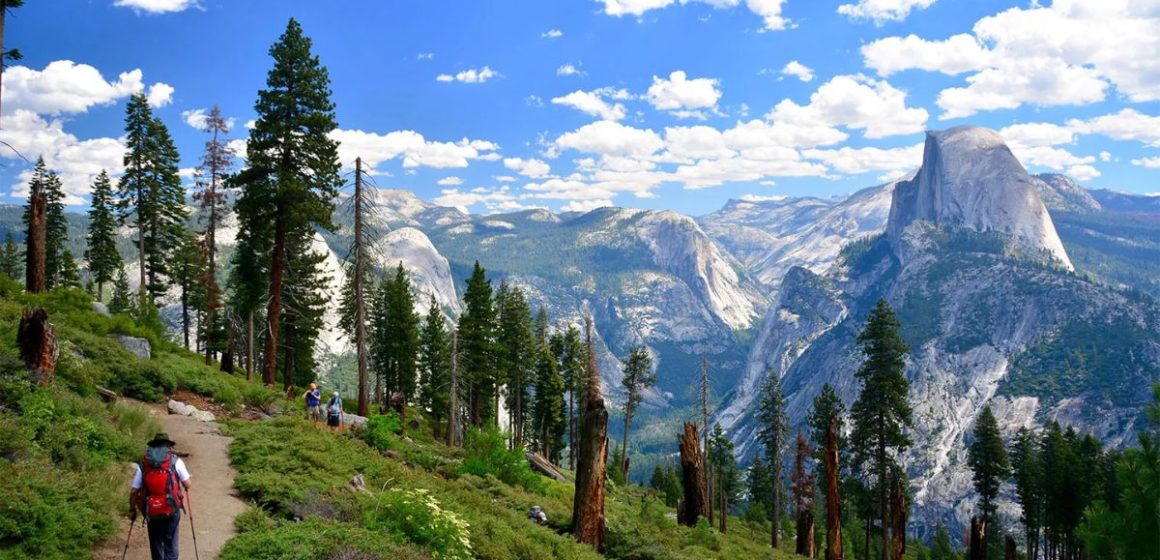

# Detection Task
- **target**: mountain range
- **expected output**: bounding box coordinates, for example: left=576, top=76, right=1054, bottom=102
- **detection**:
left=3, top=125, right=1158, bottom=537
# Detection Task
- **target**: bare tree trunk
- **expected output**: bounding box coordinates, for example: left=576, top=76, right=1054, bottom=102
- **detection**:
left=568, top=390, right=575, bottom=470
left=246, top=311, right=255, bottom=381
left=825, top=420, right=844, bottom=560
left=1005, top=536, right=1017, bottom=560
left=25, top=192, right=46, bottom=293
left=18, top=308, right=56, bottom=386
left=719, top=479, right=728, bottom=533
left=890, top=472, right=906, bottom=560
left=354, top=158, right=370, bottom=417
left=447, top=332, right=461, bottom=447
left=677, top=422, right=709, bottom=527
left=621, top=409, right=632, bottom=483
left=773, top=464, right=781, bottom=549
left=797, top=510, right=815, bottom=557
left=970, top=516, right=987, bottom=560
left=572, top=319, right=607, bottom=552
left=263, top=206, right=286, bottom=388
left=701, top=357, right=713, bottom=527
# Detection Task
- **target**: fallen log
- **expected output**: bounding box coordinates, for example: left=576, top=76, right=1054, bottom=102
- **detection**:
left=526, top=452, right=567, bottom=482
left=95, top=385, right=119, bottom=403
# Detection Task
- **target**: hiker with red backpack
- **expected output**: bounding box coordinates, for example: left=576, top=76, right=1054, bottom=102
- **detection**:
left=130, top=432, right=192, bottom=560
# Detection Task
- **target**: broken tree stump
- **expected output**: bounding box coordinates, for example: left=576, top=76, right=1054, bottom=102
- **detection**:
left=571, top=320, right=608, bottom=552
left=25, top=192, right=46, bottom=293
left=677, top=421, right=708, bottom=527
left=17, top=308, right=56, bottom=386
left=95, top=385, right=119, bottom=403
left=824, top=420, right=843, bottom=560
left=796, top=510, right=816, bottom=558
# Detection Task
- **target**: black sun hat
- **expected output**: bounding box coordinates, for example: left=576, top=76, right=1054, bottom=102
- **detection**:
left=147, top=432, right=177, bottom=447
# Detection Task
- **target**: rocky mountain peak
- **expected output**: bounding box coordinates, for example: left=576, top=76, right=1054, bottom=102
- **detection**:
left=887, top=126, right=1073, bottom=270
left=1033, top=173, right=1102, bottom=214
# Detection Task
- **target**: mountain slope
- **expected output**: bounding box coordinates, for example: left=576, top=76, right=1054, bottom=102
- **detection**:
left=723, top=126, right=1160, bottom=538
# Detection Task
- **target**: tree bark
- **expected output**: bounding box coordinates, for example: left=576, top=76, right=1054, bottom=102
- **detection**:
left=677, top=422, right=709, bottom=526
left=25, top=192, right=46, bottom=293
left=572, top=320, right=607, bottom=552
left=797, top=509, right=815, bottom=557
left=970, top=516, right=987, bottom=560
left=1005, top=536, right=1016, bottom=560
left=354, top=157, right=370, bottom=417
left=263, top=205, right=286, bottom=388
left=890, top=472, right=906, bottom=560
left=447, top=331, right=461, bottom=447
left=18, top=308, right=56, bottom=386
left=246, top=311, right=255, bottom=381
left=824, top=420, right=844, bottom=560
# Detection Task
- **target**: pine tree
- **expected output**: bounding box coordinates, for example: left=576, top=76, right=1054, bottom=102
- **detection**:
left=458, top=262, right=498, bottom=427
left=808, top=383, right=847, bottom=464
left=968, top=406, right=1009, bottom=526
left=418, top=293, right=451, bottom=438
left=1010, top=427, right=1043, bottom=560
left=532, top=340, right=566, bottom=464
left=790, top=432, right=816, bottom=556
left=192, top=104, right=234, bottom=365
left=232, top=18, right=340, bottom=387
left=496, top=283, right=535, bottom=445
left=0, top=231, right=21, bottom=279
left=22, top=158, right=67, bottom=289
left=757, top=372, right=788, bottom=548
left=85, top=170, right=121, bottom=300
left=709, top=422, right=740, bottom=533
left=57, top=250, right=82, bottom=289
left=849, top=299, right=911, bottom=560
left=109, top=268, right=132, bottom=314
left=370, top=263, right=420, bottom=410
left=551, top=324, right=587, bottom=469
left=279, top=241, right=330, bottom=388
left=619, top=345, right=655, bottom=482
left=172, top=231, right=208, bottom=350
left=746, top=456, right=774, bottom=522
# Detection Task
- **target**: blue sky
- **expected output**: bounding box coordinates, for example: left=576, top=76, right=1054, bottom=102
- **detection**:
left=1, top=0, right=1158, bottom=216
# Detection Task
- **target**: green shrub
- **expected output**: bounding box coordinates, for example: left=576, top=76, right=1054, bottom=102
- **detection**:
left=235, top=505, right=280, bottom=534
left=364, top=488, right=473, bottom=560
left=461, top=426, right=547, bottom=494
left=364, top=413, right=402, bottom=452
left=681, top=518, right=722, bottom=552
left=219, top=518, right=428, bottom=560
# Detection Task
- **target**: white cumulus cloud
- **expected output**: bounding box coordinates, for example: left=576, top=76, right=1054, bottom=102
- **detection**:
left=504, top=157, right=552, bottom=178
left=551, top=89, right=626, bottom=121
left=436, top=66, right=500, bottom=84
left=780, top=61, right=814, bottom=82
left=838, top=0, right=937, bottom=24
left=647, top=70, right=722, bottom=115
left=113, top=0, right=200, bottom=14
left=1, top=60, right=163, bottom=115
left=542, top=29, right=564, bottom=39
left=766, top=74, right=928, bottom=139
left=331, top=129, right=501, bottom=170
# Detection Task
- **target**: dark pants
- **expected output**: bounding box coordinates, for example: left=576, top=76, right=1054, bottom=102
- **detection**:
left=147, top=510, right=181, bottom=560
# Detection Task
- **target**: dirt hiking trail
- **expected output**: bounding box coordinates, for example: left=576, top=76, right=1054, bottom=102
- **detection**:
left=95, top=400, right=246, bottom=560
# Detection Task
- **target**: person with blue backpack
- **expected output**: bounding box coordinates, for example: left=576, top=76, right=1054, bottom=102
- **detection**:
left=130, top=432, right=192, bottom=560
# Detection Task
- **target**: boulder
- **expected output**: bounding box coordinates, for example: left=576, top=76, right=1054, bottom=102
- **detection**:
left=191, top=410, right=216, bottom=423
left=342, top=413, right=368, bottom=428
left=168, top=399, right=195, bottom=416
left=113, top=335, right=151, bottom=359
left=92, top=302, right=111, bottom=317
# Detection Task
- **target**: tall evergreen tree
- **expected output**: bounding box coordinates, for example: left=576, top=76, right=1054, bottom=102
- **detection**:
left=172, top=231, right=208, bottom=350
left=746, top=456, right=774, bottom=522
left=458, top=262, right=498, bottom=427
left=709, top=422, right=741, bottom=533
left=116, top=93, right=187, bottom=302
left=532, top=339, right=566, bottom=464
left=849, top=299, right=912, bottom=560
left=232, top=18, right=341, bottom=387
left=0, top=231, right=21, bottom=279
left=278, top=239, right=329, bottom=387
left=808, top=383, right=847, bottom=464
left=619, top=345, right=655, bottom=482
left=790, top=432, right=816, bottom=556
left=929, top=523, right=954, bottom=560
left=192, top=104, right=235, bottom=364
left=496, top=283, right=535, bottom=445
left=967, top=406, right=1009, bottom=525
left=1010, top=427, right=1043, bottom=560
left=551, top=324, right=587, bottom=469
left=371, top=263, right=420, bottom=408
left=418, top=293, right=451, bottom=438
left=22, top=158, right=67, bottom=289
left=757, top=372, right=788, bottom=548
left=85, top=170, right=121, bottom=300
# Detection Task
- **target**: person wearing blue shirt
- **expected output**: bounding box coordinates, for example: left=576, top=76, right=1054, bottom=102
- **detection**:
left=303, top=382, right=322, bottom=421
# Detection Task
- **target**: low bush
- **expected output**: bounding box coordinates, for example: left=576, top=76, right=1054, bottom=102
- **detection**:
left=219, top=518, right=429, bottom=560
left=364, top=488, right=473, bottom=560
left=461, top=426, right=547, bottom=494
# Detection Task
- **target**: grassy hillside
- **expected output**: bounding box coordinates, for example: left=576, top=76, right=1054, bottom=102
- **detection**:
left=0, top=279, right=279, bottom=560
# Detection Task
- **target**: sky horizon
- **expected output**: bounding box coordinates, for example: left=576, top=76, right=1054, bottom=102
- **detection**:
left=1, top=0, right=1158, bottom=217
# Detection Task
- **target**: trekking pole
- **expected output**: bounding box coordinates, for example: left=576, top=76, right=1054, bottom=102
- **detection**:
left=120, top=516, right=136, bottom=560
left=185, top=490, right=202, bottom=560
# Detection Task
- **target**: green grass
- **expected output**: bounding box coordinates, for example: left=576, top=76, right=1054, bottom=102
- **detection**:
left=0, top=283, right=279, bottom=559
left=224, top=413, right=808, bottom=560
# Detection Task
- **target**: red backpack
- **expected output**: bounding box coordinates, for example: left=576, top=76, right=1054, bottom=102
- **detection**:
left=141, top=447, right=184, bottom=519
